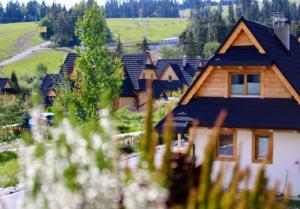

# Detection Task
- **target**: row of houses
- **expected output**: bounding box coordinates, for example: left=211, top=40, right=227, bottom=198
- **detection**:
left=40, top=52, right=207, bottom=110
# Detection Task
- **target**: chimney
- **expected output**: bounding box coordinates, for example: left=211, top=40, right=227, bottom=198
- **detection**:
left=273, top=13, right=291, bottom=50
left=182, top=55, right=188, bottom=68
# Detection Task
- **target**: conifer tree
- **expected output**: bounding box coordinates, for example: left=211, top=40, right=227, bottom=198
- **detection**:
left=140, top=37, right=150, bottom=53
left=228, top=1, right=235, bottom=25
left=10, top=71, right=20, bottom=94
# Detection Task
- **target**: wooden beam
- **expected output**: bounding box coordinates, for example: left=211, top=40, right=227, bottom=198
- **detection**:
left=219, top=22, right=266, bottom=54
left=181, top=66, right=214, bottom=105
left=271, top=64, right=300, bottom=105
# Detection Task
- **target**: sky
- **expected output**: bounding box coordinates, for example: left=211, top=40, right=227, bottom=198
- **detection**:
left=1, top=0, right=106, bottom=8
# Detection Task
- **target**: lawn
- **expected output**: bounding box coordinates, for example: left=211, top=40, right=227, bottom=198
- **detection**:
left=0, top=49, right=67, bottom=87
left=107, top=18, right=188, bottom=44
left=0, top=22, right=44, bottom=62
left=0, top=151, right=19, bottom=188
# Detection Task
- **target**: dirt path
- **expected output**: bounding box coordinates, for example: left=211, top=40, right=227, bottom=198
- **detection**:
left=14, top=32, right=35, bottom=53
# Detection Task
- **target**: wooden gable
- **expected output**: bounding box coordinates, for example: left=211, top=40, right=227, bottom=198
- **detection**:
left=4, top=80, right=12, bottom=89
left=69, top=67, right=77, bottom=80
left=47, top=89, right=57, bottom=97
left=218, top=21, right=266, bottom=54
left=181, top=64, right=300, bottom=105
left=160, top=64, right=179, bottom=81
left=139, top=68, right=158, bottom=80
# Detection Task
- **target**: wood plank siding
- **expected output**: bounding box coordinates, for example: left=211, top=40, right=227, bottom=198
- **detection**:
left=194, top=66, right=291, bottom=98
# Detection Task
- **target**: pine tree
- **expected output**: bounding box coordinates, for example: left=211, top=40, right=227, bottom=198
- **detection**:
left=116, top=36, right=123, bottom=56
left=10, top=71, right=20, bottom=94
left=228, top=1, right=235, bottom=25
left=140, top=37, right=150, bottom=53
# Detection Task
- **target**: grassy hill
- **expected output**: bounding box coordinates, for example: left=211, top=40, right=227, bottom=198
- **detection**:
left=0, top=22, right=44, bottom=62
left=0, top=49, right=67, bottom=88
left=107, top=18, right=188, bottom=44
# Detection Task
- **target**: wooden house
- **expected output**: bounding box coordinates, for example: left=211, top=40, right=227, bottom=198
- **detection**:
left=0, top=77, right=16, bottom=100
left=116, top=53, right=205, bottom=111
left=40, top=53, right=77, bottom=106
left=156, top=17, right=300, bottom=196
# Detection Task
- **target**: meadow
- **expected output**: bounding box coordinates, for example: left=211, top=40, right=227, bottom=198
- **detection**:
left=0, top=49, right=67, bottom=87
left=0, top=22, right=43, bottom=62
left=106, top=18, right=188, bottom=44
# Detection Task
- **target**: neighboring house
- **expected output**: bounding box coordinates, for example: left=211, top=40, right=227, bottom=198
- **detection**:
left=179, top=9, right=194, bottom=19
left=116, top=53, right=205, bottom=111
left=0, top=77, right=16, bottom=100
left=40, top=53, right=77, bottom=107
left=156, top=17, right=300, bottom=196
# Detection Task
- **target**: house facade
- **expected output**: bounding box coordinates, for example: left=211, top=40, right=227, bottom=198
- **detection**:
left=116, top=53, right=205, bottom=111
left=0, top=77, right=16, bottom=100
left=40, top=53, right=77, bottom=107
left=156, top=17, right=300, bottom=196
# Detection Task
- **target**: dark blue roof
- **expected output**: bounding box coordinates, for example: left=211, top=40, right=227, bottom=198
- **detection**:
left=156, top=97, right=300, bottom=133
left=59, top=53, right=78, bottom=76
left=122, top=53, right=151, bottom=90
left=0, top=78, right=9, bottom=91
left=156, top=58, right=201, bottom=85
left=210, top=46, right=273, bottom=66
left=40, top=52, right=77, bottom=106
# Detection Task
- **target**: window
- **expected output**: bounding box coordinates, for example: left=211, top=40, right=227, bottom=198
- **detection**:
left=252, top=132, right=273, bottom=163
left=168, top=75, right=172, bottom=82
left=216, top=130, right=236, bottom=161
left=230, top=74, right=260, bottom=96
left=151, top=74, right=153, bottom=79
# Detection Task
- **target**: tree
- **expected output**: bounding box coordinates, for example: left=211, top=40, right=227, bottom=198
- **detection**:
left=228, top=1, right=235, bottom=25
left=159, top=46, right=183, bottom=59
left=75, top=2, right=123, bottom=120
left=140, top=37, right=150, bottom=53
left=35, top=64, right=48, bottom=88
left=203, top=41, right=220, bottom=59
left=116, top=36, right=123, bottom=56
left=10, top=71, right=20, bottom=94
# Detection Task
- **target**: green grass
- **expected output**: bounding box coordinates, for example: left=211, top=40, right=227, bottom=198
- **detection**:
left=0, top=22, right=44, bottom=62
left=0, top=49, right=67, bottom=88
left=0, top=152, right=19, bottom=188
left=289, top=200, right=300, bottom=207
left=107, top=18, right=188, bottom=44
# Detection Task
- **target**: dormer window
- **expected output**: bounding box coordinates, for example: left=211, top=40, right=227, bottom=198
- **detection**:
left=168, top=75, right=172, bottom=82
left=230, top=73, right=260, bottom=96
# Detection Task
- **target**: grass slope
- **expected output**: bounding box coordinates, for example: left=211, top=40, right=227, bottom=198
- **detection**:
left=107, top=18, right=188, bottom=44
left=0, top=49, right=67, bottom=87
left=0, top=22, right=43, bottom=62
left=0, top=152, right=18, bottom=188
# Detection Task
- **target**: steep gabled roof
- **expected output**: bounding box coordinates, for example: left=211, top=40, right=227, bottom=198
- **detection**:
left=0, top=78, right=9, bottom=91
left=40, top=52, right=78, bottom=106
left=156, top=58, right=201, bottom=85
left=122, top=53, right=151, bottom=90
left=180, top=17, right=300, bottom=105
left=59, top=53, right=78, bottom=76
left=156, top=97, right=300, bottom=133
left=156, top=17, right=300, bottom=133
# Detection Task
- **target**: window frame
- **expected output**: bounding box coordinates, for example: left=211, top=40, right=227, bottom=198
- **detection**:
left=168, top=75, right=172, bottom=82
left=215, top=129, right=237, bottom=161
left=229, top=72, right=261, bottom=97
left=252, top=131, right=273, bottom=164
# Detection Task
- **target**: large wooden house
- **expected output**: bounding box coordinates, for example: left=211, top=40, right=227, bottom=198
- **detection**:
left=40, top=53, right=77, bottom=106
left=156, top=17, right=300, bottom=196
left=116, top=53, right=205, bottom=111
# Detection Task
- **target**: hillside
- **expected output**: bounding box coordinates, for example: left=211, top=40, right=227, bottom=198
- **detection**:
left=106, top=18, right=188, bottom=44
left=0, top=22, right=43, bottom=62
left=0, top=49, right=67, bottom=88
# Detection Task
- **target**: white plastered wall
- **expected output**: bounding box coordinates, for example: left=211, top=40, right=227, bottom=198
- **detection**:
left=192, top=128, right=300, bottom=196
